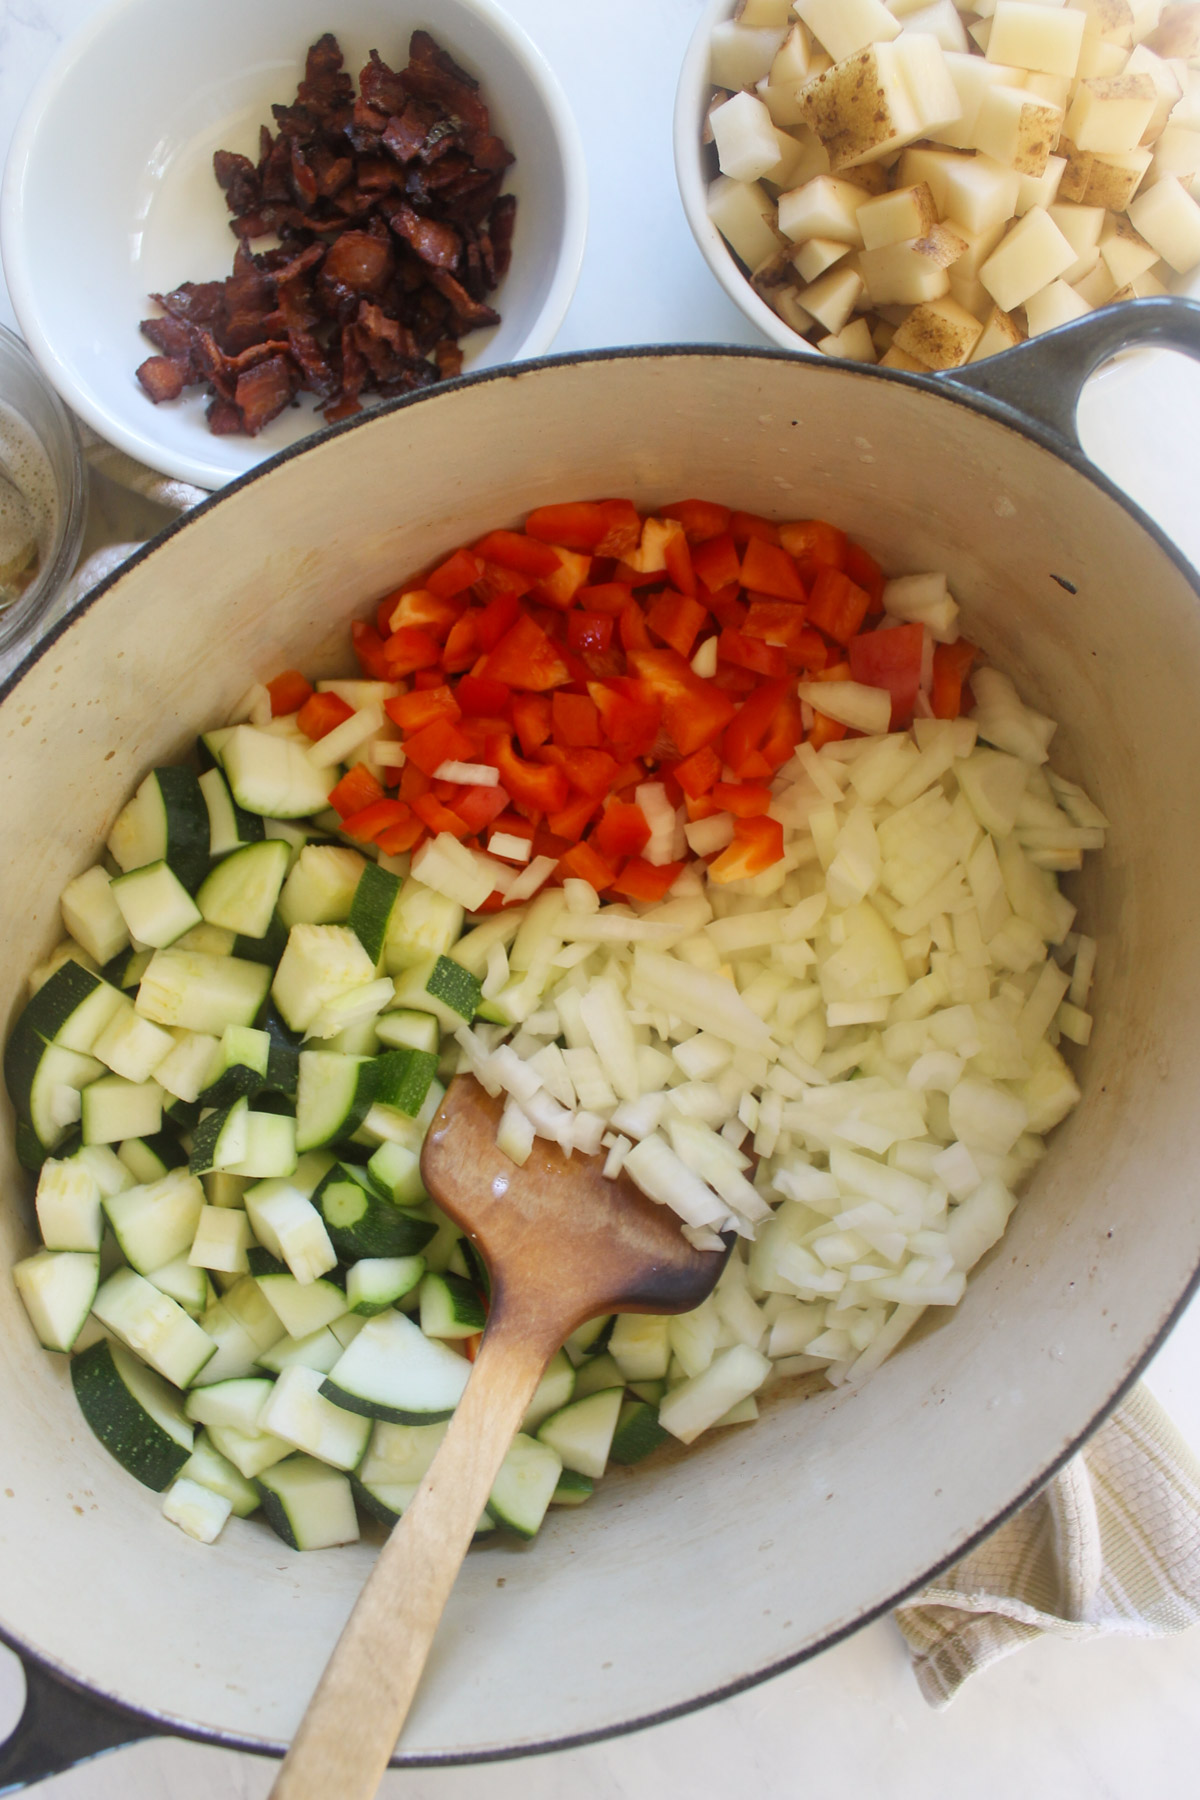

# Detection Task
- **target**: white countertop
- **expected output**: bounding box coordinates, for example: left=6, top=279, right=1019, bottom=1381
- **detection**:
left=3, top=1, right=1200, bottom=1793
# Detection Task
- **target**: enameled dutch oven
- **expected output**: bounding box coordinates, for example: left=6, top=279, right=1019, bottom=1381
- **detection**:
left=3, top=304, right=1200, bottom=1787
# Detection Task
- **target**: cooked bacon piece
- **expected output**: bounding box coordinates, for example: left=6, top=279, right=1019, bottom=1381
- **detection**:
left=386, top=202, right=461, bottom=270
left=136, top=30, right=516, bottom=436
left=235, top=354, right=296, bottom=434
left=136, top=356, right=187, bottom=403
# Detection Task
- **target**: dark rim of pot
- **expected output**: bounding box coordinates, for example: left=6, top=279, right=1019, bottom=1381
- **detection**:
left=1, top=343, right=1198, bottom=1775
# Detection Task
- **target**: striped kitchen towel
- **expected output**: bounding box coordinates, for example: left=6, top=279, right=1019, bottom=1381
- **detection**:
left=895, top=1383, right=1200, bottom=1707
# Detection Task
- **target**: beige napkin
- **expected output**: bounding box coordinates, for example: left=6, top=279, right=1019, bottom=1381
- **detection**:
left=897, top=1382, right=1200, bottom=1706
left=57, top=437, right=1200, bottom=1713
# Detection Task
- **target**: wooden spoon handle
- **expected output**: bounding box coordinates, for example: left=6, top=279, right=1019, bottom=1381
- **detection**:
left=269, top=1313, right=554, bottom=1800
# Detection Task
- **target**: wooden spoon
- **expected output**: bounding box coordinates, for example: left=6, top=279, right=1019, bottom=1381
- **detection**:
left=270, top=1074, right=729, bottom=1800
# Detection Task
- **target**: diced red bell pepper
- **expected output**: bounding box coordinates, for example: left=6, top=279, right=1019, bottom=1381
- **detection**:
left=267, top=669, right=313, bottom=716
left=712, top=781, right=773, bottom=818
left=387, top=589, right=464, bottom=636
left=575, top=581, right=635, bottom=617
left=474, top=589, right=522, bottom=653
left=806, top=568, right=872, bottom=646
left=708, top=815, right=784, bottom=884
left=849, top=621, right=925, bottom=729
left=685, top=792, right=720, bottom=822
left=713, top=664, right=762, bottom=696
left=625, top=649, right=737, bottom=757
left=533, top=547, right=592, bottom=610
left=808, top=711, right=848, bottom=751
left=658, top=499, right=732, bottom=543
left=645, top=591, right=708, bottom=659
left=551, top=692, right=601, bottom=748
left=558, top=840, right=616, bottom=892
left=779, top=519, right=848, bottom=578
left=427, top=546, right=486, bottom=598
left=382, top=627, right=442, bottom=677
left=376, top=813, right=426, bottom=856
left=618, top=604, right=653, bottom=654
left=413, top=792, right=472, bottom=839
left=718, top=630, right=789, bottom=678
left=510, top=692, right=553, bottom=754
left=567, top=611, right=615, bottom=657
left=547, top=792, right=599, bottom=839
left=705, top=585, right=748, bottom=631
left=729, top=510, right=780, bottom=546
left=341, top=798, right=413, bottom=844
left=473, top=562, right=535, bottom=606
left=451, top=783, right=509, bottom=834
left=472, top=529, right=563, bottom=579
left=761, top=688, right=806, bottom=771
left=385, top=686, right=461, bottom=733
left=593, top=801, right=651, bottom=860
left=740, top=538, right=808, bottom=603
left=742, top=600, right=827, bottom=670
left=931, top=638, right=980, bottom=720
left=588, top=679, right=662, bottom=761
left=560, top=746, right=620, bottom=800
left=489, top=735, right=570, bottom=813
left=845, top=540, right=886, bottom=612
left=351, top=620, right=393, bottom=680
left=674, top=743, right=722, bottom=798
left=329, top=765, right=386, bottom=820
left=403, top=715, right=476, bottom=776
left=483, top=614, right=571, bottom=691
left=722, top=677, right=792, bottom=779
left=662, top=526, right=696, bottom=598
left=613, top=857, right=685, bottom=902
left=523, top=499, right=642, bottom=558
left=455, top=673, right=510, bottom=716
left=399, top=760, right=432, bottom=804
left=298, top=691, right=354, bottom=741
left=691, top=533, right=742, bottom=595
left=443, top=612, right=481, bottom=673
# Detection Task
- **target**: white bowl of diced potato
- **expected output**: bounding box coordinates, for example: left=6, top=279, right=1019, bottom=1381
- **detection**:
left=675, top=0, right=1200, bottom=371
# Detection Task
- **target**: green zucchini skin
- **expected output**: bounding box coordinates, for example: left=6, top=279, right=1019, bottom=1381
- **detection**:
left=70, top=1339, right=193, bottom=1492
left=315, top=1164, right=437, bottom=1261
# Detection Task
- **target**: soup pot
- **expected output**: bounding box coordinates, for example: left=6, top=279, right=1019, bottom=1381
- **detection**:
left=3, top=304, right=1200, bottom=1787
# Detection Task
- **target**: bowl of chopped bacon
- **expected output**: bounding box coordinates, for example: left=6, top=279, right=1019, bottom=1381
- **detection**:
left=0, top=0, right=587, bottom=490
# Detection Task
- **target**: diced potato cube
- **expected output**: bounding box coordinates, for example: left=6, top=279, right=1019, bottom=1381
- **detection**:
left=797, top=263, right=867, bottom=332
left=1074, top=0, right=1136, bottom=51
left=1080, top=148, right=1154, bottom=209
left=1016, top=154, right=1068, bottom=215
left=856, top=182, right=939, bottom=249
left=1024, top=278, right=1094, bottom=334
left=710, top=22, right=790, bottom=90
left=707, top=176, right=781, bottom=269
left=816, top=317, right=878, bottom=362
left=1072, top=259, right=1120, bottom=305
left=1064, top=73, right=1159, bottom=153
left=897, top=146, right=974, bottom=214
left=879, top=344, right=933, bottom=371
left=763, top=125, right=829, bottom=190
left=950, top=217, right=1009, bottom=279
left=1098, top=211, right=1158, bottom=282
left=841, top=162, right=892, bottom=198
left=778, top=174, right=870, bottom=245
left=1118, top=267, right=1169, bottom=296
left=799, top=42, right=925, bottom=169
left=772, top=22, right=820, bottom=88
left=892, top=296, right=986, bottom=367
left=973, top=86, right=1064, bottom=176
left=942, top=153, right=1023, bottom=232
left=1150, top=125, right=1200, bottom=183
left=968, top=306, right=1026, bottom=362
left=859, top=240, right=954, bottom=304
left=738, top=0, right=795, bottom=26
left=1047, top=200, right=1106, bottom=280
left=929, top=51, right=1027, bottom=151
left=916, top=221, right=971, bottom=267
left=1145, top=4, right=1200, bottom=60
left=1024, top=73, right=1072, bottom=110
left=987, top=2, right=1086, bottom=76
left=757, top=76, right=810, bottom=131
left=1127, top=172, right=1200, bottom=270
left=979, top=204, right=1078, bottom=309
left=791, top=235, right=853, bottom=281
left=948, top=271, right=997, bottom=321
left=711, top=92, right=783, bottom=184
left=794, top=0, right=901, bottom=63
left=891, top=33, right=964, bottom=134
left=1123, top=45, right=1183, bottom=140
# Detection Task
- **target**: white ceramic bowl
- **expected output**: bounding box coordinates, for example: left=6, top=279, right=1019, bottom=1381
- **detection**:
left=1, top=0, right=587, bottom=491
left=673, top=0, right=818, bottom=358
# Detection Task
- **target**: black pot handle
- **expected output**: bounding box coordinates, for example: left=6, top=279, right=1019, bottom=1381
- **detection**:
left=936, top=294, right=1200, bottom=453
left=0, top=1647, right=158, bottom=1793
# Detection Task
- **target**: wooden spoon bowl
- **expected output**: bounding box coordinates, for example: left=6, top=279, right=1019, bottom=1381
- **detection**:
left=271, top=1075, right=729, bottom=1800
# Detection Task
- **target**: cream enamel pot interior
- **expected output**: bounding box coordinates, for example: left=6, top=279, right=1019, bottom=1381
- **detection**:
left=3, top=309, right=1200, bottom=1786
